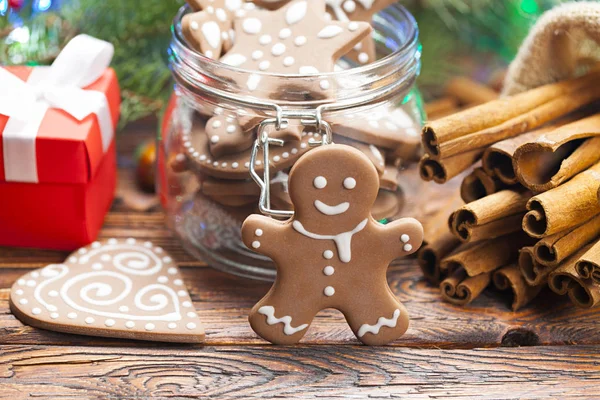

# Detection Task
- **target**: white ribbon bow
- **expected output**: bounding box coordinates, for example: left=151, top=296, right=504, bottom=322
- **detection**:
left=0, top=34, right=115, bottom=183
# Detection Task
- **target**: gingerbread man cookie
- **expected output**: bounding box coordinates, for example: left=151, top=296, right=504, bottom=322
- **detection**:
left=242, top=144, right=423, bottom=345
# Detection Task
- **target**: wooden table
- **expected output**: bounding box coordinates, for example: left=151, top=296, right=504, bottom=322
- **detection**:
left=1, top=123, right=599, bottom=399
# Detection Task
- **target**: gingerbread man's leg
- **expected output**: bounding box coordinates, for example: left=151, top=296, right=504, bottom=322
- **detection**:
left=249, top=280, right=320, bottom=345
left=341, top=287, right=409, bottom=346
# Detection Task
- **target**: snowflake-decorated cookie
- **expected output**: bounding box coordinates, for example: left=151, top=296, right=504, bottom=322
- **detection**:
left=242, top=144, right=424, bottom=345
left=9, top=239, right=204, bottom=343
left=220, top=0, right=371, bottom=74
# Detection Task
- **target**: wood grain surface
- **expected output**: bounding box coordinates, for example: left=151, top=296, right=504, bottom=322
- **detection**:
left=1, top=121, right=599, bottom=399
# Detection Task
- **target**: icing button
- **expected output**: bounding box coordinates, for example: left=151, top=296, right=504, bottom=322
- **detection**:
left=323, top=266, right=335, bottom=276
left=404, top=244, right=413, bottom=252
left=324, top=286, right=335, bottom=297
left=401, top=234, right=410, bottom=243
left=323, top=250, right=334, bottom=259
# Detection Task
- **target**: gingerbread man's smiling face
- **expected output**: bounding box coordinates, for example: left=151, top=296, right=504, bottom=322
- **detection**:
left=288, top=144, right=380, bottom=233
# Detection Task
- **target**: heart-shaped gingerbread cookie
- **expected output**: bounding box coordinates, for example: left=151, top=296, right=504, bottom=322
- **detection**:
left=10, top=239, right=204, bottom=343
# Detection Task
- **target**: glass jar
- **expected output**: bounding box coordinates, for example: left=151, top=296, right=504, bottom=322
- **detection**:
left=158, top=3, right=425, bottom=280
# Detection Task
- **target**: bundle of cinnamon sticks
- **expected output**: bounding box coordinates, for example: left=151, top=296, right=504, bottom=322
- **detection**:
left=418, top=68, right=600, bottom=310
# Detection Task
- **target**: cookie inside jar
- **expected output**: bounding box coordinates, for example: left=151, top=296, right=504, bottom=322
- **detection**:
left=160, top=0, right=424, bottom=280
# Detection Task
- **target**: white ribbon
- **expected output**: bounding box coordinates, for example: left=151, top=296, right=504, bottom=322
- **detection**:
left=0, top=34, right=115, bottom=183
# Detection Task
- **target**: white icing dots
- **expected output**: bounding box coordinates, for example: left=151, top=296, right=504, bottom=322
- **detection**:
left=108, top=238, right=118, bottom=245
left=48, top=290, right=59, bottom=297
left=158, top=276, right=168, bottom=283
left=168, top=267, right=177, bottom=275
left=320, top=80, right=330, bottom=90
left=232, top=162, right=239, bottom=169
left=259, top=34, right=272, bottom=45
left=17, top=279, right=25, bottom=286
left=15, top=289, right=23, bottom=295
left=222, top=53, right=247, bottom=67
left=187, top=311, right=197, bottom=318
left=318, top=25, right=343, bottom=39
left=19, top=298, right=28, bottom=305
left=273, top=155, right=281, bottom=162
left=271, top=43, right=286, bottom=56
left=183, top=301, right=192, bottom=308
left=126, top=238, right=136, bottom=245
left=178, top=290, right=187, bottom=297
left=279, top=28, right=292, bottom=39
left=68, top=312, right=77, bottom=319
left=92, top=263, right=103, bottom=271
left=313, top=176, right=327, bottom=189
left=174, top=279, right=183, bottom=286
left=324, top=286, right=335, bottom=296
left=283, top=56, right=295, bottom=66
left=145, top=323, right=155, bottom=331
left=85, top=317, right=95, bottom=324
left=105, top=319, right=116, bottom=327
left=243, top=17, right=262, bottom=34
left=286, top=0, right=307, bottom=25
left=291, top=148, right=298, bottom=154
left=344, top=0, right=356, bottom=12
left=348, top=22, right=359, bottom=31
left=404, top=244, right=413, bottom=252
left=323, top=266, right=335, bottom=276
left=323, top=250, right=334, bottom=260
left=168, top=322, right=177, bottom=329
left=126, top=321, right=135, bottom=329
left=215, top=8, right=227, bottom=22
left=211, top=135, right=220, bottom=144
left=31, top=271, right=40, bottom=278
left=226, top=124, right=236, bottom=133
left=299, top=66, right=319, bottom=74
left=358, top=52, right=369, bottom=64
left=212, top=120, right=222, bottom=129
left=401, top=234, right=410, bottom=243
left=294, top=36, right=307, bottom=46
left=119, top=305, right=129, bottom=312
left=259, top=60, right=270, bottom=71
left=50, top=313, right=59, bottom=319
left=186, top=322, right=197, bottom=330
left=282, top=152, right=290, bottom=159
left=252, top=241, right=261, bottom=249
left=255, top=229, right=263, bottom=237
left=343, top=177, right=357, bottom=190
left=190, top=21, right=199, bottom=31
left=26, top=280, right=36, bottom=287
left=101, top=254, right=111, bottom=262
left=252, top=50, right=263, bottom=60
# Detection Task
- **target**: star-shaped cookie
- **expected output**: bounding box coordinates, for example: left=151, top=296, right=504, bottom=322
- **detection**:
left=326, top=0, right=396, bottom=65
left=220, top=0, right=371, bottom=74
left=182, top=0, right=255, bottom=59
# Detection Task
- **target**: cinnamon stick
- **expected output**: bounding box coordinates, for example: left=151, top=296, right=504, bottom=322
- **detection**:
left=549, top=244, right=600, bottom=308
left=419, top=149, right=481, bottom=184
left=513, top=114, right=600, bottom=192
left=493, top=264, right=543, bottom=311
left=481, top=128, right=554, bottom=185
left=441, top=232, right=535, bottom=276
left=418, top=190, right=463, bottom=284
left=518, top=246, right=551, bottom=286
left=425, top=97, right=460, bottom=120
left=440, top=268, right=491, bottom=306
left=444, top=76, right=499, bottom=105
left=534, top=214, right=600, bottom=268
left=422, top=68, right=600, bottom=159
left=460, top=167, right=511, bottom=203
left=437, top=83, right=600, bottom=160
left=449, top=190, right=531, bottom=243
left=575, top=239, right=600, bottom=284
left=418, top=231, right=461, bottom=285
left=522, top=162, right=600, bottom=238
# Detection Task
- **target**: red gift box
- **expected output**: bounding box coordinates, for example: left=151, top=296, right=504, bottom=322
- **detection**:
left=0, top=35, right=120, bottom=250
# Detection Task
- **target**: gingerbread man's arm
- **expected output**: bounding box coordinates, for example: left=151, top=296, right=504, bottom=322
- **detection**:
left=378, top=217, right=424, bottom=262
left=241, top=214, right=289, bottom=260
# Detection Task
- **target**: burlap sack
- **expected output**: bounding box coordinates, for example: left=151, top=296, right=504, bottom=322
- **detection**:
left=503, top=1, right=600, bottom=96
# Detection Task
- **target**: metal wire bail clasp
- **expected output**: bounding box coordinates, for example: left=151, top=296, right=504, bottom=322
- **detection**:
left=249, top=116, right=293, bottom=219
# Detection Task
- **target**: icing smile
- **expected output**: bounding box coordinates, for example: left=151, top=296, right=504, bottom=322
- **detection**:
left=314, top=200, right=350, bottom=216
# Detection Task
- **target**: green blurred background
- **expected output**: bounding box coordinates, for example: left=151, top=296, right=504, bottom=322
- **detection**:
left=0, top=0, right=570, bottom=129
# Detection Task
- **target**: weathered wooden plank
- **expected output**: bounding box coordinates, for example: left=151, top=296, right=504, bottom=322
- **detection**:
left=1, top=344, right=599, bottom=399
left=0, top=261, right=598, bottom=348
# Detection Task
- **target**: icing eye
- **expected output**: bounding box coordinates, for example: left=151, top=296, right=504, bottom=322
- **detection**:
left=313, top=176, right=327, bottom=189
left=343, top=177, right=356, bottom=190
